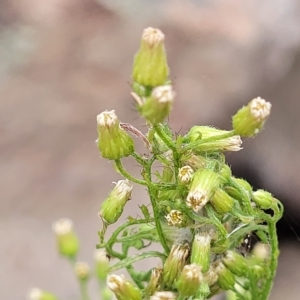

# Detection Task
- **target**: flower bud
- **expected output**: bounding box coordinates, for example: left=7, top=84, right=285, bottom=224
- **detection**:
left=219, top=164, right=232, bottom=185
left=145, top=267, right=163, bottom=296
left=74, top=261, right=90, bottom=281
left=162, top=242, right=190, bottom=288
left=176, top=264, right=202, bottom=297
left=181, top=152, right=207, bottom=171
left=99, top=180, right=133, bottom=224
left=96, top=110, right=134, bottom=160
left=165, top=210, right=185, bottom=227
left=139, top=85, right=175, bottom=125
left=232, top=97, right=271, bottom=137
left=178, top=165, right=194, bottom=184
left=94, top=249, right=110, bottom=280
left=222, top=251, right=248, bottom=277
left=203, top=266, right=218, bottom=286
left=107, top=274, right=142, bottom=300
left=191, top=232, right=211, bottom=272
left=132, top=27, right=169, bottom=88
left=150, top=291, right=177, bottom=300
left=252, top=242, right=270, bottom=261
left=211, top=189, right=234, bottom=214
left=252, top=189, right=275, bottom=209
left=52, top=218, right=79, bottom=259
left=186, top=169, right=220, bottom=212
left=186, top=126, right=242, bottom=152
left=27, top=288, right=58, bottom=300
left=215, top=262, right=235, bottom=290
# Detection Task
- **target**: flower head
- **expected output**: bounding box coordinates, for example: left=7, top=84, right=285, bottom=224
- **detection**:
left=74, top=261, right=90, bottom=281
left=107, top=274, right=142, bottom=300
left=52, top=218, right=79, bottom=259
left=150, top=291, right=177, bottom=300
left=178, top=165, right=194, bottom=184
left=165, top=210, right=185, bottom=226
left=97, top=110, right=134, bottom=160
left=232, top=97, right=271, bottom=137
left=139, top=85, right=175, bottom=125
left=191, top=232, right=211, bottom=272
left=132, top=27, right=169, bottom=88
left=186, top=169, right=220, bottom=212
left=99, top=179, right=133, bottom=224
left=27, top=288, right=58, bottom=300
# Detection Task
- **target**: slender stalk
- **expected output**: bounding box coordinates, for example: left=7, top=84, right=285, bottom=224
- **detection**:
left=115, top=159, right=148, bottom=186
left=260, top=221, right=279, bottom=300
left=79, top=280, right=90, bottom=300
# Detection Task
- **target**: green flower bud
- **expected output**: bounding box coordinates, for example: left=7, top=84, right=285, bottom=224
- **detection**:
left=94, top=249, right=110, bottom=280
left=186, top=126, right=242, bottom=152
left=181, top=152, right=208, bottom=171
left=253, top=189, right=275, bottom=209
left=107, top=274, right=142, bottom=300
left=132, top=27, right=169, bottom=88
left=74, top=261, right=90, bottom=281
left=186, top=169, right=220, bottom=212
left=52, top=218, right=79, bottom=259
left=215, top=262, right=235, bottom=290
left=145, top=267, right=163, bottom=296
left=150, top=291, right=177, bottom=300
left=139, top=85, right=175, bottom=125
left=99, top=180, right=133, bottom=224
left=176, top=264, right=202, bottom=297
left=232, top=97, right=271, bottom=137
left=211, top=189, right=234, bottom=214
left=251, top=265, right=267, bottom=279
left=96, top=110, right=134, bottom=160
left=222, top=251, right=248, bottom=277
left=27, top=288, right=58, bottom=300
left=219, top=164, right=232, bottom=185
left=178, top=165, right=194, bottom=184
left=191, top=232, right=211, bottom=272
left=162, top=242, right=190, bottom=288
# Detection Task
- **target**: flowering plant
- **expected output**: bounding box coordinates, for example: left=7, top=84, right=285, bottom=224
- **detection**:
left=29, top=27, right=283, bottom=300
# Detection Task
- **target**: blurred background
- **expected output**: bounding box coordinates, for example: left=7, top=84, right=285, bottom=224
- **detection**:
left=1, top=0, right=300, bottom=299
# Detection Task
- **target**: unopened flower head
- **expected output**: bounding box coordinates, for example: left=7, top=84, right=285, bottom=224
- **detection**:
left=252, top=242, right=270, bottom=261
left=27, top=288, right=58, bottom=300
left=139, top=85, right=175, bottom=125
left=52, top=218, right=73, bottom=236
left=100, top=179, right=133, bottom=224
left=176, top=264, right=203, bottom=296
left=94, top=249, right=110, bottom=281
left=165, top=210, right=184, bottom=226
left=145, top=267, right=163, bottom=296
left=162, top=242, right=190, bottom=288
left=132, top=27, right=169, bottom=88
left=191, top=232, right=211, bottom=272
left=211, top=188, right=234, bottom=214
left=150, top=291, right=177, bottom=300
left=107, top=274, right=142, bottom=300
left=52, top=218, right=79, bottom=259
left=186, top=169, right=220, bottom=212
left=97, top=110, right=134, bottom=160
left=214, top=261, right=235, bottom=291
left=232, top=97, right=272, bottom=137
left=203, top=266, right=218, bottom=286
left=178, top=165, right=194, bottom=184
left=222, top=251, right=248, bottom=277
left=253, top=189, right=275, bottom=210
left=74, top=261, right=90, bottom=281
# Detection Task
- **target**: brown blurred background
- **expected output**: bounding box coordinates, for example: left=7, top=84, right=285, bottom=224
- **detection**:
left=1, top=0, right=300, bottom=299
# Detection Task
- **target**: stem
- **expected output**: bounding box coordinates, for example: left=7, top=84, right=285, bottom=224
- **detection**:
left=79, top=280, right=90, bottom=300
left=260, top=221, right=279, bottom=300
left=153, top=124, right=180, bottom=182
left=115, top=159, right=148, bottom=186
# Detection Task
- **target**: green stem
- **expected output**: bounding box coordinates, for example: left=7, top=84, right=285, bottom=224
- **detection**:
left=153, top=124, right=180, bottom=181
left=115, top=159, right=148, bottom=186
left=260, top=221, right=279, bottom=300
left=79, top=280, right=90, bottom=300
